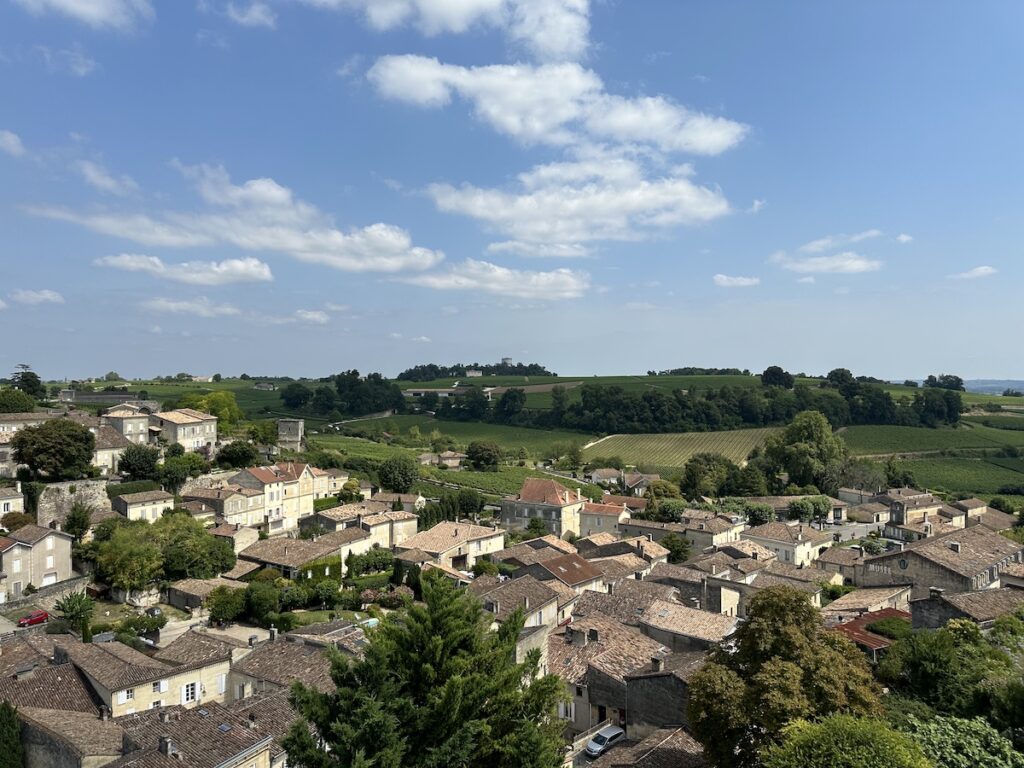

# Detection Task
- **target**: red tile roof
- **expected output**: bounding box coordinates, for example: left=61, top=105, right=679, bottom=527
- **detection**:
left=833, top=608, right=910, bottom=652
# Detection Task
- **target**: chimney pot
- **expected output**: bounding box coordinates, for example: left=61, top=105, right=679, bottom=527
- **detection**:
left=588, top=628, right=599, bottom=643
left=269, top=626, right=278, bottom=642
left=159, top=736, right=174, bottom=757
left=929, top=586, right=945, bottom=599
left=651, top=657, right=663, bottom=672
left=159, top=711, right=171, bottom=724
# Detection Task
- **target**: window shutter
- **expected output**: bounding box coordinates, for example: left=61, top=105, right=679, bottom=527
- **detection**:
left=159, top=680, right=169, bottom=693
left=180, top=685, right=188, bottom=705
left=117, top=690, right=127, bottom=705
left=217, top=674, right=226, bottom=695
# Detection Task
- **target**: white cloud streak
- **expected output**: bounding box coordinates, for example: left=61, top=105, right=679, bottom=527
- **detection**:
left=770, top=250, right=882, bottom=274
left=143, top=296, right=240, bottom=317
left=226, top=1, right=276, bottom=28
left=402, top=259, right=589, bottom=300
left=798, top=229, right=883, bottom=254
left=76, top=160, right=139, bottom=195
left=94, top=254, right=273, bottom=285
left=10, top=288, right=65, bottom=305
left=11, top=0, right=154, bottom=30
left=0, top=130, right=26, bottom=157
left=368, top=55, right=746, bottom=154
left=948, top=265, right=996, bottom=280
left=713, top=274, right=760, bottom=288
left=35, top=46, right=99, bottom=76
left=28, top=162, right=444, bottom=273
left=896, top=233, right=913, bottom=244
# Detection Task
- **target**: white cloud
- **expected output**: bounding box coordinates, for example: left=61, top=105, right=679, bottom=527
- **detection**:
left=28, top=162, right=444, bottom=273
left=797, top=276, right=815, bottom=284
left=427, top=152, right=729, bottom=254
left=227, top=1, right=276, bottom=28
left=35, top=46, right=99, bottom=76
left=75, top=160, right=139, bottom=195
left=143, top=296, right=241, bottom=317
left=293, top=309, right=329, bottom=324
left=748, top=199, right=766, bottom=214
left=11, top=0, right=154, bottom=30
left=10, top=288, right=64, bottom=305
left=0, top=130, right=26, bottom=157
left=0, top=299, right=7, bottom=311
left=94, top=254, right=273, bottom=285
left=402, top=258, right=589, bottom=300
left=949, top=265, right=997, bottom=280
left=896, top=233, right=913, bottom=244
left=771, top=250, right=882, bottom=274
left=713, top=274, right=760, bottom=288
left=798, top=229, right=883, bottom=254
left=302, top=0, right=588, bottom=62
left=324, top=302, right=350, bottom=312
left=367, top=55, right=746, bottom=154
left=410, top=335, right=431, bottom=342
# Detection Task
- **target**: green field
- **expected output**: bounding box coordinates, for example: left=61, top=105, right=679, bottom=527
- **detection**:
left=582, top=428, right=779, bottom=468
left=841, top=424, right=1024, bottom=456
left=964, top=414, right=1024, bottom=431
left=893, top=457, right=1024, bottom=495
left=352, top=414, right=596, bottom=454
left=415, top=465, right=603, bottom=500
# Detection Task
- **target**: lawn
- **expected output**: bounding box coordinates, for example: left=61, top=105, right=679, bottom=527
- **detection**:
left=582, top=428, right=779, bottom=468
left=892, top=457, right=1024, bottom=495
left=417, top=465, right=603, bottom=499
left=841, top=424, right=1024, bottom=456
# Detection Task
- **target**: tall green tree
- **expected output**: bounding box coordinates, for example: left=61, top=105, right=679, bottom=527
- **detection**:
left=659, top=532, right=691, bottom=564
left=216, top=441, right=259, bottom=469
left=762, top=410, right=848, bottom=494
left=688, top=586, right=881, bottom=768
left=63, top=500, right=92, bottom=542
left=0, top=701, right=24, bottom=768
left=282, top=571, right=567, bottom=768
left=12, top=418, right=96, bottom=480
left=378, top=455, right=418, bottom=493
left=11, top=364, right=45, bottom=399
left=466, top=441, right=503, bottom=471
left=119, top=443, right=161, bottom=481
left=0, top=388, right=36, bottom=413
left=762, top=716, right=929, bottom=768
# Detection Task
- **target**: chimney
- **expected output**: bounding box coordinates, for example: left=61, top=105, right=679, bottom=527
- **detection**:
left=14, top=481, right=20, bottom=494
left=159, top=737, right=175, bottom=757
left=99, top=706, right=110, bottom=722
left=247, top=713, right=257, bottom=730
left=690, top=597, right=701, bottom=610
left=14, top=664, right=36, bottom=681
left=248, top=634, right=258, bottom=648
left=523, top=596, right=529, bottom=610
left=159, top=711, right=171, bottom=724
left=929, top=586, right=945, bottom=599
left=698, top=522, right=705, bottom=531
left=269, top=626, right=278, bottom=642
left=949, top=542, right=961, bottom=553
left=587, top=628, right=599, bottom=643
left=751, top=551, right=758, bottom=561
left=651, top=657, right=663, bottom=672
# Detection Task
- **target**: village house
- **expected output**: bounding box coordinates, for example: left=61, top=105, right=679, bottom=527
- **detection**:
left=577, top=535, right=670, bottom=567
left=833, top=608, right=912, bottom=663
left=0, top=525, right=74, bottom=600
left=500, top=478, right=587, bottom=538
left=585, top=468, right=622, bottom=485
left=207, top=523, right=260, bottom=554
left=230, top=633, right=334, bottom=699
left=238, top=528, right=372, bottom=579
left=601, top=494, right=649, bottom=514
left=0, top=483, right=25, bottom=516
left=743, top=495, right=850, bottom=525
left=0, top=412, right=58, bottom=477
left=101, top=408, right=152, bottom=445
left=89, top=426, right=133, bottom=476
left=819, top=585, right=913, bottom=624
left=578, top=501, right=631, bottom=538
left=358, top=510, right=419, bottom=549
left=150, top=409, right=218, bottom=453
left=910, top=586, right=1024, bottom=629
left=815, top=545, right=870, bottom=585
left=619, top=513, right=744, bottom=552
left=860, top=526, right=1024, bottom=598
left=181, top=486, right=265, bottom=528
left=52, top=634, right=233, bottom=717
left=165, top=577, right=247, bottom=612
left=394, top=521, right=504, bottom=571
left=230, top=463, right=315, bottom=535
left=286, top=619, right=369, bottom=657
left=638, top=598, right=738, bottom=652
left=19, top=707, right=126, bottom=768
left=571, top=579, right=678, bottom=628
left=623, top=472, right=660, bottom=497
left=515, top=552, right=605, bottom=596
left=847, top=501, right=891, bottom=525
left=469, top=573, right=560, bottom=631
left=307, top=501, right=390, bottom=532
left=370, top=491, right=426, bottom=513
left=740, top=521, right=832, bottom=567
left=492, top=535, right=578, bottom=568
left=113, top=490, right=175, bottom=523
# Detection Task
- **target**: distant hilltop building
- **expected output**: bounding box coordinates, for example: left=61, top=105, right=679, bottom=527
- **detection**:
left=501, top=357, right=513, bottom=365
left=278, top=418, right=305, bottom=451
left=466, top=369, right=483, bottom=378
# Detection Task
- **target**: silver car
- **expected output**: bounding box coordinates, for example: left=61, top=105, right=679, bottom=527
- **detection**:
left=585, top=725, right=625, bottom=758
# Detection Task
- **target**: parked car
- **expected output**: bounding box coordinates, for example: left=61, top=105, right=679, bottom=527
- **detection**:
left=145, top=606, right=163, bottom=618
left=585, top=725, right=625, bottom=758
left=17, top=610, right=49, bottom=628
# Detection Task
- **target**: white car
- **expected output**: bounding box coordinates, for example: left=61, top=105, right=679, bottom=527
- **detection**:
left=585, top=725, right=625, bottom=758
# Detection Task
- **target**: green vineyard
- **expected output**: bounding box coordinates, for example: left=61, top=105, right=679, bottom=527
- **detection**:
left=583, top=428, right=779, bottom=468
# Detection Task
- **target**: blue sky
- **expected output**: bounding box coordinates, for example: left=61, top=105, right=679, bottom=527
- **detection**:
left=1, top=0, right=1022, bottom=380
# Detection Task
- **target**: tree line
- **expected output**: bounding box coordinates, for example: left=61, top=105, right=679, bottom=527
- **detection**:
left=396, top=361, right=554, bottom=381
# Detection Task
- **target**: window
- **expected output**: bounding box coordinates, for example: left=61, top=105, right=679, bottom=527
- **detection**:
left=152, top=682, right=161, bottom=693
left=12, top=559, right=20, bottom=573
left=217, top=673, right=227, bottom=695
left=151, top=700, right=162, bottom=709
left=46, top=555, right=54, bottom=569
left=183, top=682, right=197, bottom=703
left=1, top=503, right=8, bottom=513
left=46, top=537, right=54, bottom=550
left=125, top=688, right=135, bottom=701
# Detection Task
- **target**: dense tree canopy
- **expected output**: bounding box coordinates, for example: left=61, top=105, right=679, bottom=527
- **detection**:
left=762, top=716, right=929, bottom=768
left=12, top=418, right=96, bottom=480
left=897, top=715, right=1024, bottom=768
left=283, top=571, right=566, bottom=768
left=378, top=455, right=418, bottom=493
left=688, top=586, right=881, bottom=768
left=396, top=362, right=553, bottom=381
left=466, top=441, right=503, bottom=471
left=0, top=388, right=36, bottom=413
left=216, top=440, right=259, bottom=469
left=761, top=411, right=848, bottom=494
left=119, top=443, right=161, bottom=481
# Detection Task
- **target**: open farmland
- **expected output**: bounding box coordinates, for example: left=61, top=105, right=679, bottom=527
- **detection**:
left=415, top=465, right=603, bottom=500
left=841, top=424, right=1024, bottom=456
left=893, top=457, right=1024, bottom=496
left=583, top=428, right=779, bottom=468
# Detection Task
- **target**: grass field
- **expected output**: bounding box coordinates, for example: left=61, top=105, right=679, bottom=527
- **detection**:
left=893, top=457, right=1024, bottom=495
left=582, top=428, right=779, bottom=468
left=353, top=414, right=596, bottom=454
left=307, top=434, right=418, bottom=461
left=416, top=465, right=603, bottom=499
left=841, top=424, right=1024, bottom=455
left=964, top=414, right=1024, bottom=431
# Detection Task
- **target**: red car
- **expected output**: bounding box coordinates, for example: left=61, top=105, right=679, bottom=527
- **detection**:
left=17, top=610, right=48, bottom=628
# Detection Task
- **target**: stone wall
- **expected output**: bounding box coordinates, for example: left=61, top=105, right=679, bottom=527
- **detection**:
left=180, top=469, right=237, bottom=495
left=3, top=574, right=91, bottom=612
left=624, top=672, right=689, bottom=740
left=36, top=480, right=110, bottom=529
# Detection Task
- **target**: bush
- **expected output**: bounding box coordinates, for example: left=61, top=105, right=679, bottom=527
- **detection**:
left=314, top=496, right=342, bottom=512
left=377, top=585, right=414, bottom=609
left=867, top=617, right=913, bottom=640
left=265, top=612, right=297, bottom=632
left=336, top=589, right=362, bottom=610
left=280, top=585, right=312, bottom=611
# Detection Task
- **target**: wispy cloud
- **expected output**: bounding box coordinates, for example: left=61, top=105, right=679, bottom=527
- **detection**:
left=948, top=265, right=996, bottom=280
left=402, top=259, right=590, bottom=300
left=226, top=1, right=276, bottom=28
left=798, top=229, right=883, bottom=254
left=713, top=274, right=760, bottom=288
left=143, top=296, right=240, bottom=317
left=75, top=160, right=138, bottom=195
left=770, top=250, right=882, bottom=274
left=12, top=0, right=154, bottom=30
left=748, top=199, right=766, bottom=214
left=35, top=45, right=98, bottom=76
left=0, top=130, right=25, bottom=157
left=896, top=233, right=913, bottom=244
left=94, top=254, right=273, bottom=285
left=10, top=288, right=64, bottom=305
